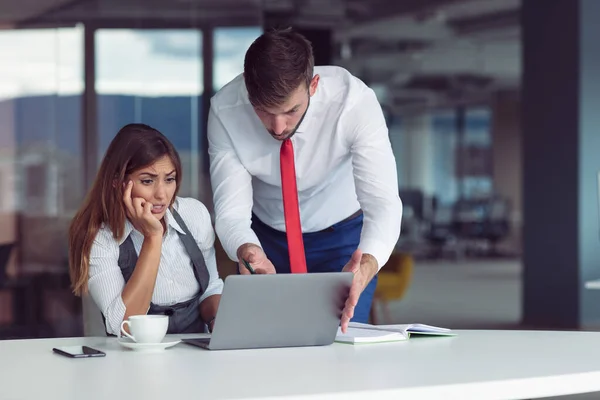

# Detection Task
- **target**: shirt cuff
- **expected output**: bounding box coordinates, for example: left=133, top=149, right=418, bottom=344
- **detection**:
left=223, top=230, right=262, bottom=262
left=358, top=239, right=393, bottom=272
left=105, top=296, right=127, bottom=336
left=199, top=279, right=224, bottom=303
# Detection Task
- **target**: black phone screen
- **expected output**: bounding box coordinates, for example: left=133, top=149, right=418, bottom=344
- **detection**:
left=52, top=346, right=106, bottom=358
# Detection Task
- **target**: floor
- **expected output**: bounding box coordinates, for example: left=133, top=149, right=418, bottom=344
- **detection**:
left=373, top=258, right=522, bottom=329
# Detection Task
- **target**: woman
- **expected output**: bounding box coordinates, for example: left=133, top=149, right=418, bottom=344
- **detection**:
left=69, top=123, right=222, bottom=336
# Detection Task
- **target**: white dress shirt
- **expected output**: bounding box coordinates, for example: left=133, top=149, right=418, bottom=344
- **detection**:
left=88, top=197, right=224, bottom=335
left=208, top=65, right=402, bottom=269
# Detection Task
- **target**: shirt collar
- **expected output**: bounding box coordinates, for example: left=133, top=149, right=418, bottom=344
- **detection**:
left=117, top=205, right=185, bottom=245
left=118, top=221, right=134, bottom=246
left=164, top=206, right=186, bottom=235
left=293, top=94, right=316, bottom=135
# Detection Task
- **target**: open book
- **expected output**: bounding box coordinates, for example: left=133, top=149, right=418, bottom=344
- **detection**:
left=335, top=322, right=456, bottom=344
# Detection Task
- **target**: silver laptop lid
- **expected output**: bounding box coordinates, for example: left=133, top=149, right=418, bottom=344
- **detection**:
left=208, top=272, right=353, bottom=350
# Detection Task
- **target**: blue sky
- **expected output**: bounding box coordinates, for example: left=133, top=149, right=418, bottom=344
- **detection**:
left=0, top=26, right=262, bottom=99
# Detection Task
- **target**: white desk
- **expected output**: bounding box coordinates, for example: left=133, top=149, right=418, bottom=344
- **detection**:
left=2, top=330, right=600, bottom=399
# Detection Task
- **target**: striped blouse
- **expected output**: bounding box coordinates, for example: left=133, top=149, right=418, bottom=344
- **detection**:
left=88, top=197, right=224, bottom=335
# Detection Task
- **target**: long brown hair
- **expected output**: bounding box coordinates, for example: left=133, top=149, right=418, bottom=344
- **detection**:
left=69, top=123, right=182, bottom=296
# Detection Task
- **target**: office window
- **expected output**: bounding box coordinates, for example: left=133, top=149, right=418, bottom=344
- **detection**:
left=432, top=110, right=459, bottom=204
left=431, top=108, right=493, bottom=203
left=96, top=29, right=203, bottom=198
left=213, top=27, right=262, bottom=91
left=0, top=27, right=84, bottom=338
left=461, top=108, right=492, bottom=199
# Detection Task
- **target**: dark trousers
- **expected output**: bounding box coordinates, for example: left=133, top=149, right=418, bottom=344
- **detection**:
left=251, top=213, right=377, bottom=323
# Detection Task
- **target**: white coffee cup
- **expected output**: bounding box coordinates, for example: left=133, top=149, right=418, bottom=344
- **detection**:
left=120, top=315, right=168, bottom=343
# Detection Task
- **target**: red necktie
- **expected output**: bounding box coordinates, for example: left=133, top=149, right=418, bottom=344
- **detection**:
left=280, top=139, right=307, bottom=273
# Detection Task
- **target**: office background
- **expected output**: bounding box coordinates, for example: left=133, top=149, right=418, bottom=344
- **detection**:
left=0, top=0, right=598, bottom=339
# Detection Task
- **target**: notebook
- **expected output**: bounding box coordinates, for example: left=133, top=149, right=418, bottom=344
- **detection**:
left=335, top=322, right=455, bottom=345
left=335, top=326, right=407, bottom=344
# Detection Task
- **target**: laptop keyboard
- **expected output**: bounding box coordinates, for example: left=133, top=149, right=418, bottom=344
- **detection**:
left=182, top=338, right=211, bottom=347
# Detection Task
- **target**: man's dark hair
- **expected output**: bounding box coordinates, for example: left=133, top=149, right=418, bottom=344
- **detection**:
left=243, top=28, right=314, bottom=108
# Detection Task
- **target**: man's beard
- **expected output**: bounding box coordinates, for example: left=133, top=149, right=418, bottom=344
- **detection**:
left=268, top=129, right=295, bottom=141
left=267, top=95, right=310, bottom=141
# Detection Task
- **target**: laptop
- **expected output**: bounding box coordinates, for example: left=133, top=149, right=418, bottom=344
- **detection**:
left=182, top=272, right=353, bottom=350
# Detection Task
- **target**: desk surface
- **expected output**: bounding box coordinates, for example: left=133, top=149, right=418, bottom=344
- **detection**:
left=2, top=330, right=600, bottom=400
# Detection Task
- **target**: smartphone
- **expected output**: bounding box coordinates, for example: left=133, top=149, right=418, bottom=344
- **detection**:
left=52, top=346, right=106, bottom=358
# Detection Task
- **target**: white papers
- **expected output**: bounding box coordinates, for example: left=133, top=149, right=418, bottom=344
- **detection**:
left=335, top=322, right=456, bottom=345
left=335, top=327, right=407, bottom=344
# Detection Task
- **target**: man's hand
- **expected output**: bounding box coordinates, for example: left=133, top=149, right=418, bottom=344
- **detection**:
left=340, top=249, right=378, bottom=333
left=237, top=243, right=276, bottom=275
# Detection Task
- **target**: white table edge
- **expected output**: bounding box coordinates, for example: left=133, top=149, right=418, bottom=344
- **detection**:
left=258, top=371, right=600, bottom=400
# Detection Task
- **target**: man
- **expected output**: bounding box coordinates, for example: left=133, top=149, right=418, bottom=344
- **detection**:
left=207, top=28, right=402, bottom=332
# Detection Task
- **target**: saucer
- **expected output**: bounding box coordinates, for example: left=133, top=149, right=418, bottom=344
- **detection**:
left=118, top=337, right=181, bottom=352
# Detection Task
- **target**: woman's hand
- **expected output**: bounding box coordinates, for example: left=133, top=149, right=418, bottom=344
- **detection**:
left=123, top=181, right=164, bottom=238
